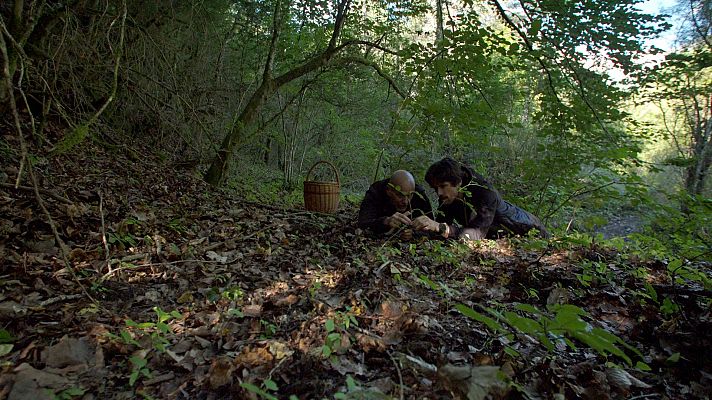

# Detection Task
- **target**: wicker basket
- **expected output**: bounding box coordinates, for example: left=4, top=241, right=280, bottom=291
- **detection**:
left=303, top=160, right=340, bottom=213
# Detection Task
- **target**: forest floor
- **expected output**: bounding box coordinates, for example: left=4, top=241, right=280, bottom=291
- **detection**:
left=1, top=129, right=711, bottom=400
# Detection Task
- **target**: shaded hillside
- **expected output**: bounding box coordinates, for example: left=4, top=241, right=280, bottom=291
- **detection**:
left=0, top=133, right=711, bottom=399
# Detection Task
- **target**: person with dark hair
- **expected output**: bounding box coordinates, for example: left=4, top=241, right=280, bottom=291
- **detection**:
left=358, top=170, right=433, bottom=235
left=412, top=157, right=549, bottom=240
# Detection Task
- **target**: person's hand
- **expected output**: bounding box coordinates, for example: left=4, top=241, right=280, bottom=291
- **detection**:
left=412, top=215, right=439, bottom=232
left=385, top=212, right=412, bottom=228
left=400, top=228, right=413, bottom=240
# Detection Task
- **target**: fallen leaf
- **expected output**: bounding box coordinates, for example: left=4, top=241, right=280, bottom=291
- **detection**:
left=379, top=300, right=404, bottom=319
left=0, top=344, right=13, bottom=356
left=8, top=363, right=69, bottom=400
left=42, top=336, right=94, bottom=369
left=268, top=341, right=294, bottom=360
left=242, top=304, right=262, bottom=317
left=208, top=356, right=234, bottom=389
left=205, top=251, right=227, bottom=264
left=438, top=364, right=510, bottom=400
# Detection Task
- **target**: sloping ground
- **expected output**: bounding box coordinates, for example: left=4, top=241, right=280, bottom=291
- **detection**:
left=0, top=136, right=711, bottom=399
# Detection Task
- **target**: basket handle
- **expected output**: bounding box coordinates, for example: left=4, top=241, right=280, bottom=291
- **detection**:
left=306, top=160, right=340, bottom=184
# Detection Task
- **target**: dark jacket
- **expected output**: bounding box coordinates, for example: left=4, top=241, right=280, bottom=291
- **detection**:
left=358, top=179, right=433, bottom=234
left=436, top=165, right=548, bottom=240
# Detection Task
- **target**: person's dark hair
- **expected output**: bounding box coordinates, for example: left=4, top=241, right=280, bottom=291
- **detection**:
left=425, top=157, right=466, bottom=187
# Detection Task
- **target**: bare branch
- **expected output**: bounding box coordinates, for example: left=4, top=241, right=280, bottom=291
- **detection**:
left=338, top=56, right=407, bottom=98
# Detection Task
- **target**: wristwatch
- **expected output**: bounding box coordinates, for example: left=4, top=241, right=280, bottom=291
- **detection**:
left=438, top=223, right=448, bottom=235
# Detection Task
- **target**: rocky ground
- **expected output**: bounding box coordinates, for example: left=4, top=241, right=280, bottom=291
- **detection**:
left=0, top=128, right=711, bottom=399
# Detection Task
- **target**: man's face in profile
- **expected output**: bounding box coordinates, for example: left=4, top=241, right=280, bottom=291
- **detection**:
left=432, top=180, right=460, bottom=205
left=386, top=184, right=413, bottom=212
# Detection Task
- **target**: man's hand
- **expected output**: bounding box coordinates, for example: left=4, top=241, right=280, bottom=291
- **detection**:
left=412, top=215, right=439, bottom=232
left=400, top=228, right=413, bottom=240
left=385, top=212, right=412, bottom=228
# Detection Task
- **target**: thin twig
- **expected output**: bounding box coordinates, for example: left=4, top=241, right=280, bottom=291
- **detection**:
left=0, top=182, right=73, bottom=204
left=387, top=350, right=405, bottom=400
left=1, top=16, right=97, bottom=306
left=100, top=257, right=237, bottom=282
left=99, top=191, right=111, bottom=272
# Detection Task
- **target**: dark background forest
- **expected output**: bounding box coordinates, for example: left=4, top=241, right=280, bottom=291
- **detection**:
left=1, top=0, right=711, bottom=399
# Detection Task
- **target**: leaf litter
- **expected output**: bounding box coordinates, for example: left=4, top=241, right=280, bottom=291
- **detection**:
left=0, top=141, right=710, bottom=399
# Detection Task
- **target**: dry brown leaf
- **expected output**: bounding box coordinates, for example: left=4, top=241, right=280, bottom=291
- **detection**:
left=356, top=333, right=386, bottom=353
left=42, top=336, right=94, bottom=370
left=7, top=363, right=69, bottom=400
left=234, top=346, right=274, bottom=368
left=379, top=300, right=404, bottom=319
left=242, top=304, right=263, bottom=317
left=273, top=294, right=299, bottom=307
left=208, top=356, right=235, bottom=389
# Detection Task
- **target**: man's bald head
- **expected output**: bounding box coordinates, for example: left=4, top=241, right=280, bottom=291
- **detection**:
left=386, top=170, right=416, bottom=212
left=389, top=170, right=416, bottom=193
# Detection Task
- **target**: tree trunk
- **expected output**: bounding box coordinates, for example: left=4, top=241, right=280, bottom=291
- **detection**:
left=204, top=80, right=275, bottom=185
left=435, top=0, right=444, bottom=44
left=203, top=0, right=353, bottom=186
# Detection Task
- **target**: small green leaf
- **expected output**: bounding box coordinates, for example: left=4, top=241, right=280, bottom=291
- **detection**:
left=346, top=375, right=357, bottom=390
left=129, top=355, right=147, bottom=369
left=325, top=319, right=335, bottom=333
left=240, top=383, right=278, bottom=400
left=64, top=387, right=85, bottom=396
left=514, top=303, right=540, bottom=315
left=635, top=361, right=652, bottom=371
left=129, top=369, right=139, bottom=386
left=228, top=308, right=244, bottom=318
left=0, top=344, right=13, bottom=356
left=455, top=304, right=509, bottom=335
left=322, top=345, right=332, bottom=357
left=157, top=322, right=170, bottom=334
left=667, top=259, right=682, bottom=272
left=666, top=352, right=681, bottom=363
left=0, top=329, right=14, bottom=344
left=503, top=346, right=520, bottom=357
left=264, top=379, right=278, bottom=391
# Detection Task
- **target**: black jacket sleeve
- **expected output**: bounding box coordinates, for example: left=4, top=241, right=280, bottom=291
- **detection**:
left=357, top=184, right=389, bottom=233
left=446, top=169, right=500, bottom=240
left=410, top=185, right=433, bottom=220
left=457, top=187, right=498, bottom=240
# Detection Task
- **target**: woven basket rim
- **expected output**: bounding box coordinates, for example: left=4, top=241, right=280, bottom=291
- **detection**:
left=304, top=180, right=339, bottom=185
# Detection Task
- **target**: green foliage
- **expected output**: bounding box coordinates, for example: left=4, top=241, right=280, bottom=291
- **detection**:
left=51, top=387, right=86, bottom=400
left=105, top=307, right=182, bottom=387
left=240, top=380, right=280, bottom=400
left=52, top=124, right=89, bottom=155
left=422, top=240, right=469, bottom=266
left=667, top=258, right=712, bottom=290
left=575, top=260, right=615, bottom=288
left=260, top=320, right=278, bottom=339
left=322, top=309, right=358, bottom=359
left=166, top=218, right=188, bottom=234
left=333, top=375, right=392, bottom=400
left=628, top=194, right=712, bottom=261
left=106, top=233, right=138, bottom=249
left=455, top=303, right=644, bottom=367
left=129, top=354, right=151, bottom=386
left=0, top=329, right=15, bottom=344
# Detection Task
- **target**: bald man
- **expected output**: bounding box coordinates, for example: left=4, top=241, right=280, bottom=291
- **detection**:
left=358, top=170, right=433, bottom=235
